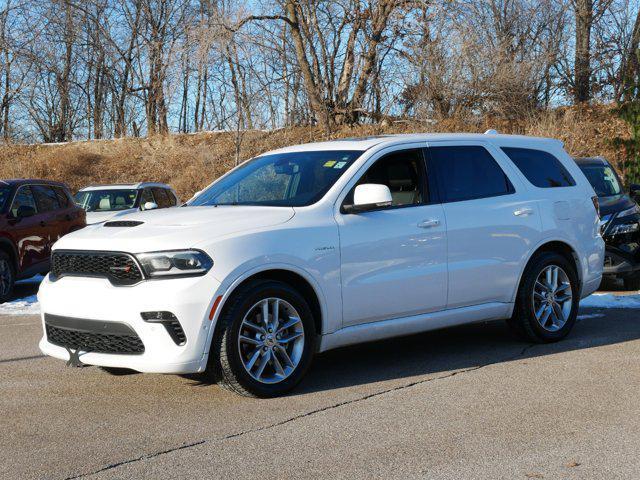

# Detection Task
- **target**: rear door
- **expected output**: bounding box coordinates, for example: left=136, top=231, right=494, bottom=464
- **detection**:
left=426, top=142, right=542, bottom=309
left=337, top=146, right=448, bottom=327
left=8, top=185, right=50, bottom=272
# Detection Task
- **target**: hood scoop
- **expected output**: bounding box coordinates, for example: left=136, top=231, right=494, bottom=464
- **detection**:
left=103, top=220, right=144, bottom=228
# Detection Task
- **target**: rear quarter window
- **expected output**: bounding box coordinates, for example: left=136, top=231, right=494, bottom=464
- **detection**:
left=501, top=147, right=576, bottom=188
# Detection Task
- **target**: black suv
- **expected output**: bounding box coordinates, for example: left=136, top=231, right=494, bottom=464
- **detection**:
left=575, top=157, right=640, bottom=290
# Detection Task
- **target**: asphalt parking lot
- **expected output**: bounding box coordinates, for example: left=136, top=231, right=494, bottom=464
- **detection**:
left=1, top=282, right=640, bottom=479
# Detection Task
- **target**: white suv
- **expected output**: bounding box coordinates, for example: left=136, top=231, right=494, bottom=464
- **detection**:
left=39, top=133, right=604, bottom=397
left=75, top=182, right=180, bottom=225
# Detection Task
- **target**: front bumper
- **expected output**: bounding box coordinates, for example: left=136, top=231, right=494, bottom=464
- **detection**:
left=38, top=273, right=222, bottom=374
left=603, top=249, right=640, bottom=277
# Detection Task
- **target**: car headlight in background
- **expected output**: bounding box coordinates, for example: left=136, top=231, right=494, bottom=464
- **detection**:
left=617, top=204, right=640, bottom=218
left=136, top=250, right=213, bottom=278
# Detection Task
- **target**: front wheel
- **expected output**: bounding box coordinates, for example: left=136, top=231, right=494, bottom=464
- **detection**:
left=207, top=280, right=316, bottom=397
left=508, top=252, right=579, bottom=343
left=0, top=251, right=15, bottom=304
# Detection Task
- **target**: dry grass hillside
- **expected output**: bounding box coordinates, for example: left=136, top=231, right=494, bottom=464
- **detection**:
left=0, top=105, right=631, bottom=201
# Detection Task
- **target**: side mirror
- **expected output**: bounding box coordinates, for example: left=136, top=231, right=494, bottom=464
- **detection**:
left=142, top=201, right=158, bottom=211
left=345, top=184, right=393, bottom=213
left=16, top=205, right=36, bottom=219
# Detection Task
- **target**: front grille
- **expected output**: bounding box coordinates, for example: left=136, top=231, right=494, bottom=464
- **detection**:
left=45, top=315, right=145, bottom=354
left=104, top=221, right=144, bottom=227
left=51, top=251, right=143, bottom=285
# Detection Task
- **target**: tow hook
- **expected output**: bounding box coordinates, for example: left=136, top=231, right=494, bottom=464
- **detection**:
left=64, top=346, right=87, bottom=368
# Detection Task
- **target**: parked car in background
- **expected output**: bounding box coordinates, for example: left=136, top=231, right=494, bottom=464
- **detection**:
left=75, top=183, right=180, bottom=225
left=0, top=179, right=85, bottom=303
left=575, top=157, right=640, bottom=290
left=39, top=133, right=603, bottom=397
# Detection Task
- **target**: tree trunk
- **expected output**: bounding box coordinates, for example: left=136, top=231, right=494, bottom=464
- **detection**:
left=574, top=0, right=593, bottom=103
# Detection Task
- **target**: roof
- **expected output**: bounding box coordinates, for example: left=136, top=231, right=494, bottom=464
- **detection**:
left=574, top=156, right=609, bottom=166
left=0, top=178, right=68, bottom=187
left=265, top=132, right=563, bottom=154
left=78, top=182, right=173, bottom=191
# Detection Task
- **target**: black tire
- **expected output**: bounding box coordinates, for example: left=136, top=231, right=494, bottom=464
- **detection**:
left=0, top=251, right=15, bottom=304
left=507, top=251, right=580, bottom=343
left=205, top=280, right=316, bottom=398
left=623, top=275, right=640, bottom=291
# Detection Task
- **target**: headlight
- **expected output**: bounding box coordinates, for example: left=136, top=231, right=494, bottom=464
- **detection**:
left=617, top=204, right=640, bottom=218
left=136, top=250, right=213, bottom=278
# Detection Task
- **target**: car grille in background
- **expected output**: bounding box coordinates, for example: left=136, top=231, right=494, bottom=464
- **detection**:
left=45, top=314, right=145, bottom=355
left=51, top=251, right=143, bottom=284
left=103, top=221, right=144, bottom=227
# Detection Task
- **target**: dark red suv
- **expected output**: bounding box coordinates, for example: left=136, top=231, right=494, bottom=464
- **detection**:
left=0, top=179, right=86, bottom=302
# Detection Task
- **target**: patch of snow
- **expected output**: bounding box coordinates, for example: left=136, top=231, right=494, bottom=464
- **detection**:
left=0, top=295, right=40, bottom=315
left=581, top=293, right=640, bottom=309
left=577, top=313, right=606, bottom=320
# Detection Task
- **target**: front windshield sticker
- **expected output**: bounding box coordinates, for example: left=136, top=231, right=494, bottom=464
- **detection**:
left=334, top=161, right=347, bottom=169
left=323, top=160, right=337, bottom=168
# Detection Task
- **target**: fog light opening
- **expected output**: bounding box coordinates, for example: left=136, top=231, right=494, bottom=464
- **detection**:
left=141, top=311, right=186, bottom=346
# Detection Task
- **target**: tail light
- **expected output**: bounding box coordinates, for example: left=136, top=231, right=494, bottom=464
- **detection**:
left=591, top=196, right=600, bottom=218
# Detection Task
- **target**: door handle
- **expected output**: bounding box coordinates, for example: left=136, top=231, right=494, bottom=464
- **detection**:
left=513, top=208, right=534, bottom=217
left=417, top=219, right=440, bottom=228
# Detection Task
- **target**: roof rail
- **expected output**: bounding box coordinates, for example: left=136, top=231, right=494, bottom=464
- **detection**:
left=484, top=129, right=498, bottom=135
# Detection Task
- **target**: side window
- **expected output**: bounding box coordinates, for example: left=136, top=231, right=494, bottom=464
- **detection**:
left=501, top=147, right=576, bottom=188
left=11, top=186, right=38, bottom=217
left=53, top=187, right=70, bottom=208
left=152, top=187, right=171, bottom=208
left=428, top=145, right=514, bottom=203
left=165, top=189, right=177, bottom=206
left=32, top=185, right=61, bottom=212
left=346, top=149, right=427, bottom=208
left=140, top=188, right=155, bottom=206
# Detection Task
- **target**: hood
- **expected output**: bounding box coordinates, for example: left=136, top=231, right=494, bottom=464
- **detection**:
left=598, top=194, right=636, bottom=217
left=85, top=209, right=137, bottom=225
left=54, top=206, right=295, bottom=252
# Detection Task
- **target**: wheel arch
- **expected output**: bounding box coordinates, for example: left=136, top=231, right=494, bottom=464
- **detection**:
left=213, top=266, right=326, bottom=338
left=0, top=237, right=18, bottom=272
left=513, top=239, right=582, bottom=303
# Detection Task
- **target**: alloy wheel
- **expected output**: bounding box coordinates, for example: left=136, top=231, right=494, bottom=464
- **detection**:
left=532, top=265, right=573, bottom=332
left=237, top=297, right=305, bottom=384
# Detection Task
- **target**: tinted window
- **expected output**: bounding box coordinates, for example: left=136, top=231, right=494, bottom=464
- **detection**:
left=166, top=190, right=177, bottom=206
left=11, top=186, right=37, bottom=216
left=501, top=147, right=576, bottom=188
left=152, top=188, right=171, bottom=208
left=189, top=150, right=363, bottom=207
left=429, top=146, right=514, bottom=203
left=53, top=186, right=70, bottom=207
left=347, top=149, right=426, bottom=207
left=0, top=186, right=11, bottom=210
left=32, top=185, right=61, bottom=212
left=578, top=163, right=622, bottom=197
left=140, top=188, right=155, bottom=206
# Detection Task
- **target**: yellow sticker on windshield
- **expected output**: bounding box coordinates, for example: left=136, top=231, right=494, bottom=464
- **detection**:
left=323, top=160, right=337, bottom=167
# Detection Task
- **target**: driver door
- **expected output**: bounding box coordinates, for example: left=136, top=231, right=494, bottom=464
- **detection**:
left=336, top=147, right=448, bottom=327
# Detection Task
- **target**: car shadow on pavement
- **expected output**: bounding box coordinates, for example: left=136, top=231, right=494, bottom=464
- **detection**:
left=288, top=309, right=636, bottom=396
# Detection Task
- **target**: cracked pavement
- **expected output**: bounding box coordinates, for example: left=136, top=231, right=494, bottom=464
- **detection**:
left=1, top=308, right=639, bottom=479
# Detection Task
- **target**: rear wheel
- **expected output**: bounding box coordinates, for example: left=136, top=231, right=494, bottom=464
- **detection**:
left=508, top=251, right=579, bottom=343
left=0, top=251, right=15, bottom=304
left=206, top=280, right=316, bottom=397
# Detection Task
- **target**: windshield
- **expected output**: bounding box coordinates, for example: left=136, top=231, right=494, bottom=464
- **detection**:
left=0, top=186, right=11, bottom=210
left=579, top=164, right=623, bottom=197
left=75, top=189, right=139, bottom=212
left=189, top=150, right=363, bottom=207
